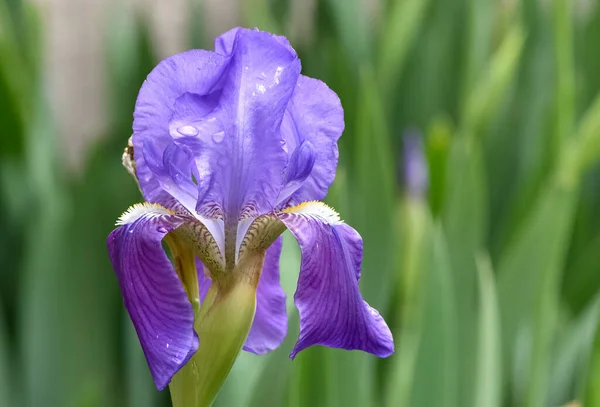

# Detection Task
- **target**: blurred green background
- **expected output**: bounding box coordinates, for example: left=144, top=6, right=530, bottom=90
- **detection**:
left=2, top=0, right=600, bottom=406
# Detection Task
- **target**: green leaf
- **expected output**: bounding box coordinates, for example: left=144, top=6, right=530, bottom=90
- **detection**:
left=441, top=135, right=485, bottom=407
left=246, top=316, right=299, bottom=407
left=460, top=0, right=494, bottom=100
left=497, top=179, right=578, bottom=407
left=574, top=92, right=600, bottom=174
left=473, top=254, right=502, bottom=407
left=124, top=316, right=162, bottom=407
left=323, top=0, right=369, bottom=64
left=351, top=67, right=397, bottom=311
left=552, top=0, right=575, bottom=149
left=462, top=24, right=525, bottom=136
left=563, top=230, right=600, bottom=313
left=583, top=324, right=600, bottom=406
left=384, top=199, right=429, bottom=407
left=425, top=116, right=453, bottom=217
left=410, top=225, right=459, bottom=407
left=0, top=301, right=12, bottom=407
left=377, top=0, right=430, bottom=95
left=548, top=294, right=600, bottom=406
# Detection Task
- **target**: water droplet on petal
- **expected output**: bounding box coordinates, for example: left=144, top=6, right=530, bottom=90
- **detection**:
left=256, top=84, right=266, bottom=94
left=157, top=226, right=168, bottom=233
left=177, top=125, right=199, bottom=137
left=212, top=131, right=225, bottom=144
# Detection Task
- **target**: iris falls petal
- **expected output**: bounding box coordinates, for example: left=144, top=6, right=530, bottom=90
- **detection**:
left=107, top=203, right=199, bottom=390
left=243, top=236, right=287, bottom=354
left=278, top=202, right=394, bottom=358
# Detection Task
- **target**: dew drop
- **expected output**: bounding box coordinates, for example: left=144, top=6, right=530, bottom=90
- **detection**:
left=157, top=226, right=168, bottom=233
left=177, top=125, right=199, bottom=137
left=212, top=131, right=225, bottom=144
left=256, top=84, right=266, bottom=94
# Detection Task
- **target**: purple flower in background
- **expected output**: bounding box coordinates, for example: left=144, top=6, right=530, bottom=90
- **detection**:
left=107, top=27, right=394, bottom=392
left=403, top=130, right=428, bottom=199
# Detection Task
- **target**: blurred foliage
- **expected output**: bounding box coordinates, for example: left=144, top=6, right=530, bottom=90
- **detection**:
left=1, top=0, right=600, bottom=406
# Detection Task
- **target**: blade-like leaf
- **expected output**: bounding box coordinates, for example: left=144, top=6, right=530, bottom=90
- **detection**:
left=497, top=179, right=578, bottom=407
left=410, top=225, right=458, bottom=407
left=473, top=254, right=502, bottom=407
left=0, top=301, right=12, bottom=407
left=384, top=198, right=428, bottom=407
left=377, top=0, right=430, bottom=95
left=548, top=294, right=600, bottom=406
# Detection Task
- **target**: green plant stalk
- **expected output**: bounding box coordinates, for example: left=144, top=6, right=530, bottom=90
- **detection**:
left=169, top=272, right=258, bottom=407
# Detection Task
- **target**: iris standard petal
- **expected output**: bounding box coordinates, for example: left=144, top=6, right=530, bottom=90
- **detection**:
left=278, top=75, right=344, bottom=205
left=133, top=49, right=229, bottom=206
left=214, top=27, right=241, bottom=55
left=276, top=140, right=316, bottom=206
left=170, top=29, right=301, bottom=221
left=278, top=202, right=394, bottom=358
left=243, top=236, right=287, bottom=354
left=106, top=203, right=199, bottom=390
left=214, top=27, right=296, bottom=58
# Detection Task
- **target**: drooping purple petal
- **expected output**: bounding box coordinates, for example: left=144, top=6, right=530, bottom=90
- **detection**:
left=278, top=203, right=394, bottom=358
left=133, top=50, right=229, bottom=208
left=106, top=206, right=198, bottom=390
left=170, top=29, right=301, bottom=221
left=277, top=75, right=344, bottom=206
left=243, top=237, right=287, bottom=354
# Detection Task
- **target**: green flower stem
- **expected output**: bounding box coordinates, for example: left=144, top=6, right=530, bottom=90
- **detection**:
left=169, top=254, right=263, bottom=407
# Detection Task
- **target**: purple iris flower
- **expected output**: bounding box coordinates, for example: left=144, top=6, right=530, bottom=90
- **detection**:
left=107, top=27, right=394, bottom=391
